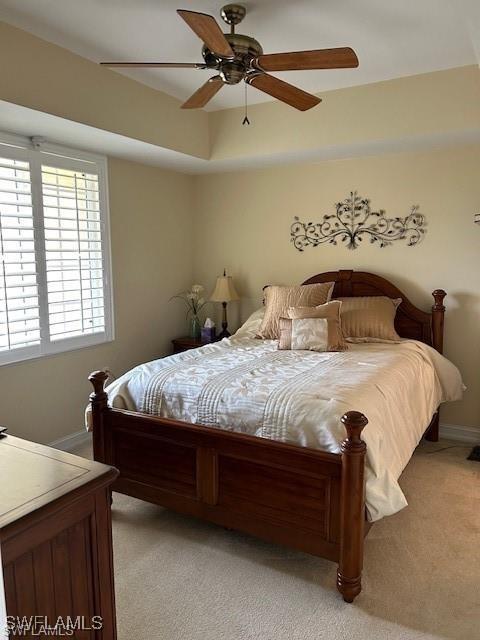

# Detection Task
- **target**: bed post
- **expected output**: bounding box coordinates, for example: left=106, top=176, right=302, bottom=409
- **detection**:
left=426, top=290, right=446, bottom=442
left=337, top=410, right=368, bottom=603
left=431, top=289, right=446, bottom=354
left=89, top=370, right=109, bottom=464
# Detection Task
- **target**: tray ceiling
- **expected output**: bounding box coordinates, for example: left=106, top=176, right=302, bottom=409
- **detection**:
left=0, top=0, right=478, bottom=111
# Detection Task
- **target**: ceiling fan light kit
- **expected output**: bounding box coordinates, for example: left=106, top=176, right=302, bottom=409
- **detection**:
left=101, top=4, right=359, bottom=112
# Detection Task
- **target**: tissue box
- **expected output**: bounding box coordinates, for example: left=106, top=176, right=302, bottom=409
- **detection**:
left=201, top=326, right=216, bottom=343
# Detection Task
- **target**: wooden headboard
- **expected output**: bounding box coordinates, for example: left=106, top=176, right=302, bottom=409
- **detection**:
left=301, top=270, right=446, bottom=353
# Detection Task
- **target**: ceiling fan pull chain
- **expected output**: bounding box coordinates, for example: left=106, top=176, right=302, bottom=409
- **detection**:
left=242, top=82, right=251, bottom=125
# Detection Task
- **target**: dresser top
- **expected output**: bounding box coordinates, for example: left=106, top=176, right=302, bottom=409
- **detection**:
left=0, top=435, right=117, bottom=530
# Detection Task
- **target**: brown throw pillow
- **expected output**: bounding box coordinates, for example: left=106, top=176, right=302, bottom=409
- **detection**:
left=278, top=300, right=347, bottom=352
left=257, top=283, right=334, bottom=340
left=338, top=296, right=402, bottom=341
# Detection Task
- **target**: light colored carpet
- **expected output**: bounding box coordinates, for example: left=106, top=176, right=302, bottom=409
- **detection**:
left=73, top=438, right=480, bottom=640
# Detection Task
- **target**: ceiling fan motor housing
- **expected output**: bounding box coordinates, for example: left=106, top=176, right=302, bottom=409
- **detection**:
left=219, top=60, right=245, bottom=84
left=202, top=33, right=263, bottom=84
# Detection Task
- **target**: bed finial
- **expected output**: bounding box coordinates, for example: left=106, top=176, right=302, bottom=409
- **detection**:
left=337, top=410, right=368, bottom=603
left=431, top=289, right=446, bottom=355
left=89, top=370, right=109, bottom=402
left=89, top=371, right=109, bottom=462
left=341, top=411, right=368, bottom=446
left=432, top=289, right=446, bottom=311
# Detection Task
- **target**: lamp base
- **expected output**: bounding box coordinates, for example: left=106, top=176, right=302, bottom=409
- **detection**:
left=217, top=302, right=230, bottom=339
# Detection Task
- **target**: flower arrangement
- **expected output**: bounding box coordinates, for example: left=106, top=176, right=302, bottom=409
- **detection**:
left=170, top=284, right=209, bottom=338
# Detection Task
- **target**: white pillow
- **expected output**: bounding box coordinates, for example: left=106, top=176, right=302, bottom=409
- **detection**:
left=234, top=308, right=265, bottom=338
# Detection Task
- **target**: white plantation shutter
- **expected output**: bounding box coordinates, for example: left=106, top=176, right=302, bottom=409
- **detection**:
left=0, top=156, right=40, bottom=353
left=0, top=134, right=113, bottom=366
left=43, top=165, right=106, bottom=341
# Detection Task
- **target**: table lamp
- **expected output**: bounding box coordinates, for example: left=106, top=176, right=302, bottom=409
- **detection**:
left=210, top=270, right=240, bottom=338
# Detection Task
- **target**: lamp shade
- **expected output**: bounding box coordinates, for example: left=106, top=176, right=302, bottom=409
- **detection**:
left=210, top=275, right=239, bottom=302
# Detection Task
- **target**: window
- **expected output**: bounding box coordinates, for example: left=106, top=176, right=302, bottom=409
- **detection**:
left=0, top=133, right=113, bottom=365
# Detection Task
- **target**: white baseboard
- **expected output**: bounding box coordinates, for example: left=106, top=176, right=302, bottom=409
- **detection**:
left=49, top=429, right=91, bottom=452
left=440, top=423, right=480, bottom=444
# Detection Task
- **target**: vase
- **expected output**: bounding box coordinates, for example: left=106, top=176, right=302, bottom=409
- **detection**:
left=189, top=314, right=201, bottom=339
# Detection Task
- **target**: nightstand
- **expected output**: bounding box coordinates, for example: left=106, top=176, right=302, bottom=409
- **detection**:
left=172, top=336, right=216, bottom=354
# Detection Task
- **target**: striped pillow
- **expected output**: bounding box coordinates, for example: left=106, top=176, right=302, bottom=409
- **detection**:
left=338, top=296, right=402, bottom=341
left=256, top=283, right=334, bottom=340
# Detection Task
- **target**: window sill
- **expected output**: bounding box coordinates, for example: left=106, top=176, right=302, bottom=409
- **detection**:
left=0, top=334, right=115, bottom=368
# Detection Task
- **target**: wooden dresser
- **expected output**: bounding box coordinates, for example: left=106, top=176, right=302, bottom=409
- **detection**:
left=0, top=435, right=118, bottom=639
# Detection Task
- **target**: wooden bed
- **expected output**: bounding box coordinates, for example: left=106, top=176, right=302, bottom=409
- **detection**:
left=89, top=269, right=446, bottom=602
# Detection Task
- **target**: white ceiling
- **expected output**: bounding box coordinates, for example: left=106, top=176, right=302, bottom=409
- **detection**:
left=0, top=0, right=479, bottom=111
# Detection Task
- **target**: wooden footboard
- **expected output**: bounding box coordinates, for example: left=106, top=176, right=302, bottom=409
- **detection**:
left=89, top=371, right=369, bottom=602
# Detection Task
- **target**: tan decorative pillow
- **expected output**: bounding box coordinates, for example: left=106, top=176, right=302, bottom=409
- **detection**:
left=256, top=283, right=334, bottom=340
left=338, top=296, right=402, bottom=341
left=282, top=300, right=347, bottom=351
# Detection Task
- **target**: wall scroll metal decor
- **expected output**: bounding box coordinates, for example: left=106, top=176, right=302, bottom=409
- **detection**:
left=291, top=191, right=426, bottom=251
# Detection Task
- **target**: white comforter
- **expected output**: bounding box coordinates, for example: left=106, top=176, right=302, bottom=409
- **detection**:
left=90, top=335, right=463, bottom=521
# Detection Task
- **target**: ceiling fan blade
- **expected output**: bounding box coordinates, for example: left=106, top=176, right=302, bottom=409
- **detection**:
left=181, top=76, right=224, bottom=109
left=246, top=73, right=321, bottom=111
left=177, top=9, right=234, bottom=58
left=254, top=47, right=359, bottom=72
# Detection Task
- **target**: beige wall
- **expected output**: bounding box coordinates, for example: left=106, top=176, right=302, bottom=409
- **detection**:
left=209, top=66, right=480, bottom=161
left=193, top=145, right=480, bottom=430
left=0, top=157, right=194, bottom=443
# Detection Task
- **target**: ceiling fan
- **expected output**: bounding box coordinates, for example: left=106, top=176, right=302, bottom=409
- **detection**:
left=100, top=4, right=359, bottom=111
